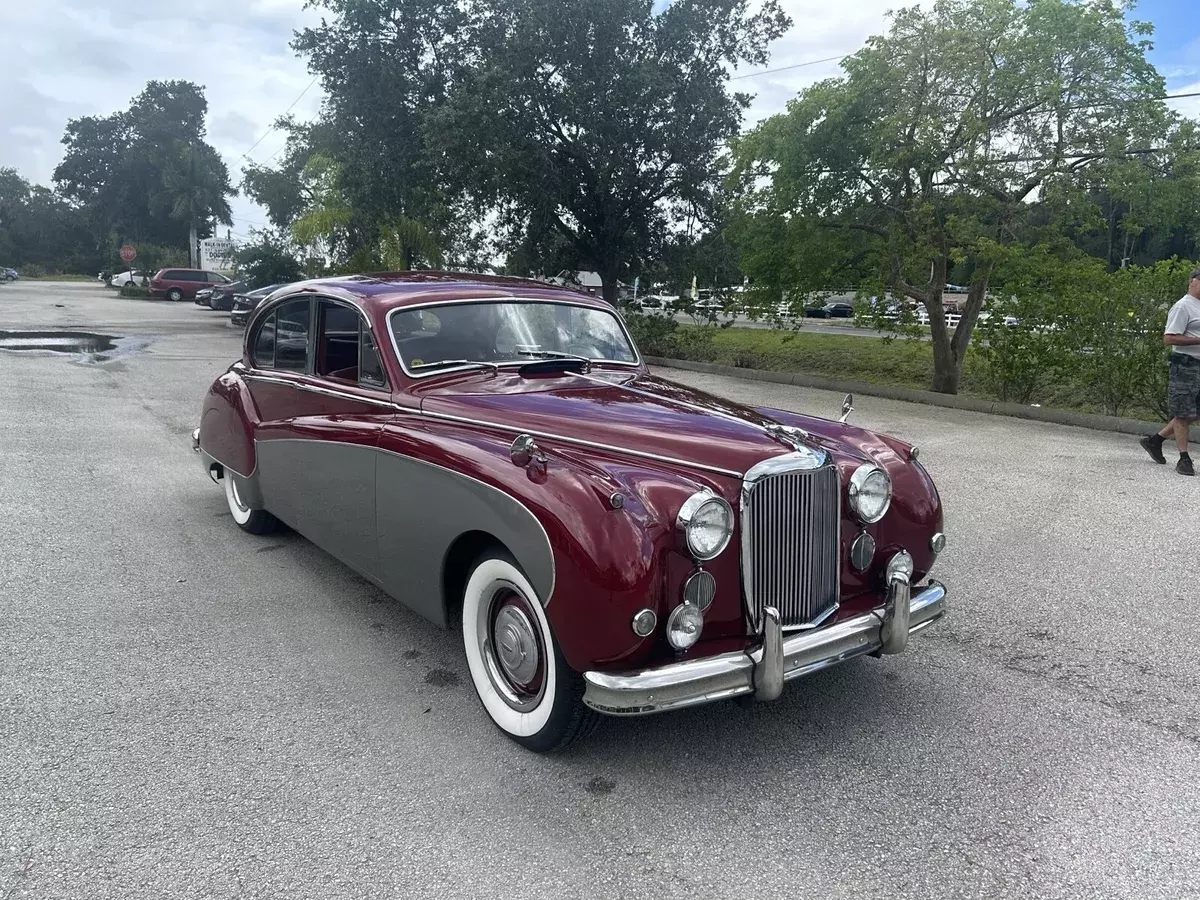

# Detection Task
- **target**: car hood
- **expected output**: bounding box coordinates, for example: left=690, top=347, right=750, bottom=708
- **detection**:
left=417, top=369, right=882, bottom=477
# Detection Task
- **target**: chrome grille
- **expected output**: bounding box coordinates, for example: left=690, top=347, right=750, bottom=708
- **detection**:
left=742, top=461, right=840, bottom=630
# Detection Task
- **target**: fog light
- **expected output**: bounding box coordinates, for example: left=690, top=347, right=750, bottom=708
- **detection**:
left=886, top=550, right=914, bottom=584
left=631, top=608, right=657, bottom=637
left=930, top=532, right=946, bottom=554
left=666, top=603, right=703, bottom=650
left=682, top=570, right=716, bottom=611
left=850, top=531, right=875, bottom=572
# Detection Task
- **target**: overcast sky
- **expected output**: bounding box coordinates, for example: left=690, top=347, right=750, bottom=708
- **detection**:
left=1, top=0, right=1197, bottom=240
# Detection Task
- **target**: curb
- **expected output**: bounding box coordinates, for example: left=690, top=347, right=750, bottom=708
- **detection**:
left=643, top=356, right=1200, bottom=442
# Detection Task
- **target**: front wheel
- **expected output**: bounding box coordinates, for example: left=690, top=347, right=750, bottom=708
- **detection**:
left=224, top=473, right=277, bottom=534
left=462, top=555, right=598, bottom=752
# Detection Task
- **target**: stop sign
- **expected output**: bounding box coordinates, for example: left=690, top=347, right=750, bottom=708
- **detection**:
left=119, top=244, right=137, bottom=263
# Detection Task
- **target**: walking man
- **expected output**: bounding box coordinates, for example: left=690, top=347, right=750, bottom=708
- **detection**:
left=1141, top=267, right=1200, bottom=476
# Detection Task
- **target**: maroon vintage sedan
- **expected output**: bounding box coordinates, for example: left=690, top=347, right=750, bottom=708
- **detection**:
left=192, top=272, right=947, bottom=751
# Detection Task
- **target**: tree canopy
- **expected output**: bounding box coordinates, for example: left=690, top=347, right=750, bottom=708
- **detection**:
left=53, top=80, right=234, bottom=262
left=729, top=0, right=1199, bottom=393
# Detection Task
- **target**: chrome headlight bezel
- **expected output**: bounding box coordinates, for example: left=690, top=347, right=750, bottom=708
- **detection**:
left=848, top=463, right=893, bottom=524
left=675, top=491, right=734, bottom=561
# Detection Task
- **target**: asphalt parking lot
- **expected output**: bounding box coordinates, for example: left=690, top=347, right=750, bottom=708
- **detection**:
left=2, top=280, right=1198, bottom=899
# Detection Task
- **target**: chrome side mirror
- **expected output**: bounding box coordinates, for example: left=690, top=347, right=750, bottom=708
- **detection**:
left=510, top=433, right=545, bottom=468
left=839, top=393, right=854, bottom=424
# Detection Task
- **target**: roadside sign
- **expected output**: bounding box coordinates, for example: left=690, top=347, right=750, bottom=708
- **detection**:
left=119, top=245, right=137, bottom=263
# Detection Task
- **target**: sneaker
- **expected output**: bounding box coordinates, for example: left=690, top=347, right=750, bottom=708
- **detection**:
left=1178, top=456, right=1195, bottom=477
left=1140, top=436, right=1167, bottom=464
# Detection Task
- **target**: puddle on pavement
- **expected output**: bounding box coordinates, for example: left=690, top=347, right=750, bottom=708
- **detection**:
left=0, top=330, right=150, bottom=362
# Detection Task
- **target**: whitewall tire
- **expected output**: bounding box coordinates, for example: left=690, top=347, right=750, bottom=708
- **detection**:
left=461, top=555, right=598, bottom=752
left=224, top=472, right=277, bottom=534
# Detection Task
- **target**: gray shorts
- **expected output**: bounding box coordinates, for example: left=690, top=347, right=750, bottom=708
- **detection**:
left=1168, top=354, right=1200, bottom=419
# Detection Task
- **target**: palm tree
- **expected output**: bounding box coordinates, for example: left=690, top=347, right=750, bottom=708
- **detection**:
left=160, top=142, right=233, bottom=266
left=379, top=216, right=444, bottom=270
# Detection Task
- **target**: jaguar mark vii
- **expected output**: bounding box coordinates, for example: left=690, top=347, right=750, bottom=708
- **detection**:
left=192, top=272, right=947, bottom=751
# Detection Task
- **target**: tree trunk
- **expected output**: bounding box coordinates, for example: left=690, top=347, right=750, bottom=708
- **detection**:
left=600, top=268, right=620, bottom=306
left=925, top=256, right=959, bottom=393
left=188, top=220, right=198, bottom=268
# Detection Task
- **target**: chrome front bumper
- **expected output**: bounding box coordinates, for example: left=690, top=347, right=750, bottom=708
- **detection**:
left=582, top=580, right=946, bottom=716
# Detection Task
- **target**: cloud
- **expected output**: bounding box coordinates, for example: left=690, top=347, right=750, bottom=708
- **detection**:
left=0, top=0, right=322, bottom=233
left=736, top=0, right=937, bottom=127
left=4, top=0, right=1188, bottom=238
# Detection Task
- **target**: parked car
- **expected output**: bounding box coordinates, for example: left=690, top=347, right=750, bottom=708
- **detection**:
left=824, top=302, right=855, bottom=318
left=228, top=283, right=289, bottom=327
left=201, top=280, right=247, bottom=311
left=150, top=268, right=231, bottom=301
left=2, top=267, right=18, bottom=281
left=192, top=272, right=948, bottom=751
left=102, top=269, right=144, bottom=287
left=804, top=303, right=830, bottom=318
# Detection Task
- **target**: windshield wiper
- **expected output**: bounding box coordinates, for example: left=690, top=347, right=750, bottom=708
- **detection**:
left=409, top=359, right=500, bottom=376
left=515, top=349, right=592, bottom=373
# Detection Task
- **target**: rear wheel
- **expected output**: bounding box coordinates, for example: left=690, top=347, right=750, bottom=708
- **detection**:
left=166, top=287, right=183, bottom=302
left=224, top=473, right=277, bottom=534
left=461, top=555, right=598, bottom=752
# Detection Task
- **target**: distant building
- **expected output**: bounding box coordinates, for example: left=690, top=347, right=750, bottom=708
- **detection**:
left=545, top=270, right=631, bottom=299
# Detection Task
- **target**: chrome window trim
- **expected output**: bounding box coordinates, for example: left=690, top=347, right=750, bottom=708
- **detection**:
left=245, top=291, right=391, bottom=391
left=314, top=294, right=392, bottom=390
left=385, top=296, right=643, bottom=381
left=242, top=371, right=396, bottom=409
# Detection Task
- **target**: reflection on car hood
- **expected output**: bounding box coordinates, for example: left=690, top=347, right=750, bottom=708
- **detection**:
left=418, top=370, right=879, bottom=477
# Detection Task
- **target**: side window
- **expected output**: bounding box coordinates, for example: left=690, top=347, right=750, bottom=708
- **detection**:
left=360, top=327, right=387, bottom=387
left=252, top=312, right=276, bottom=368
left=275, top=299, right=311, bottom=372
left=316, top=300, right=361, bottom=379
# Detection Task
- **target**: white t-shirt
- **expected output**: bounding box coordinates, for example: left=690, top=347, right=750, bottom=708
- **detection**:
left=1165, top=294, right=1200, bottom=360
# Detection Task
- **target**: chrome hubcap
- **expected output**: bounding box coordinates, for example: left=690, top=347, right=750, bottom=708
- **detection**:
left=481, top=583, right=546, bottom=713
left=495, top=606, right=539, bottom=685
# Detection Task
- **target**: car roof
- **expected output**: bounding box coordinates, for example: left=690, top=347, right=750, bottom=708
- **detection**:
left=274, top=270, right=612, bottom=313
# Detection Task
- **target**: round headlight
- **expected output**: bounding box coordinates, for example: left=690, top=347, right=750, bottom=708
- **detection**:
left=666, top=603, right=704, bottom=650
left=676, top=492, right=733, bottom=561
left=848, top=464, right=892, bottom=524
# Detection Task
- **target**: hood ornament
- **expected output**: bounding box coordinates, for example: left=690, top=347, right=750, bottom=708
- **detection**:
left=839, top=393, right=854, bottom=424
left=765, top=423, right=811, bottom=452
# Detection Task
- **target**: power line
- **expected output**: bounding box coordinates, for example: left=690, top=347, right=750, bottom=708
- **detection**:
left=730, top=53, right=850, bottom=81
left=241, top=75, right=318, bottom=161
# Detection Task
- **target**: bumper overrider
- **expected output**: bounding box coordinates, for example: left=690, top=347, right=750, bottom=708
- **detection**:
left=582, top=578, right=946, bottom=716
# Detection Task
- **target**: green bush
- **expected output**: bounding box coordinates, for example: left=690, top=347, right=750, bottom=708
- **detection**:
left=119, top=284, right=151, bottom=298
left=625, top=313, right=680, bottom=357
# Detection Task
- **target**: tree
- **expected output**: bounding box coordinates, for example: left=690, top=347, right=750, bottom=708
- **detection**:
left=158, top=142, right=234, bottom=267
left=235, top=229, right=304, bottom=287
left=0, top=167, right=98, bottom=273
left=730, top=0, right=1185, bottom=394
left=432, top=0, right=789, bottom=305
left=53, top=80, right=233, bottom=256
left=379, top=217, right=444, bottom=270
left=289, top=0, right=461, bottom=258
left=288, top=153, right=354, bottom=267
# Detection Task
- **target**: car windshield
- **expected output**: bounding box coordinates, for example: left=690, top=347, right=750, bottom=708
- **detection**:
left=389, top=300, right=638, bottom=373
